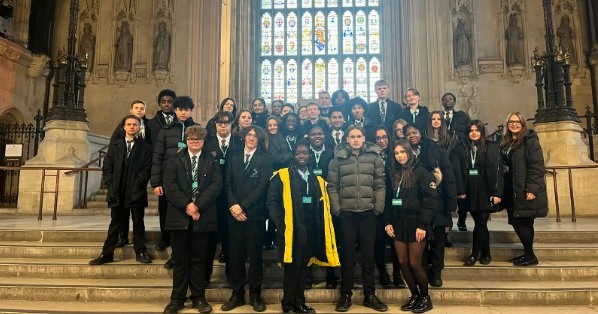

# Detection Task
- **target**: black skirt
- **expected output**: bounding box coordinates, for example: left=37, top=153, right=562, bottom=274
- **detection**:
left=391, top=217, right=433, bottom=243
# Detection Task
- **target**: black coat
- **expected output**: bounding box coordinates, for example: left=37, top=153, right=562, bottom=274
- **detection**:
left=401, top=105, right=430, bottom=135
left=203, top=134, right=244, bottom=205
left=325, top=127, right=348, bottom=148
left=225, top=148, right=273, bottom=221
left=109, top=116, right=152, bottom=145
left=415, top=138, right=458, bottom=227
left=147, top=110, right=174, bottom=149
left=462, top=141, right=504, bottom=212
left=308, top=144, right=334, bottom=180
left=368, top=99, right=402, bottom=132
left=102, top=137, right=152, bottom=208
left=502, top=130, right=548, bottom=218
left=268, top=133, right=294, bottom=171
left=163, top=150, right=222, bottom=232
left=442, top=133, right=467, bottom=196
left=252, top=112, right=269, bottom=129
left=446, top=110, right=471, bottom=141
left=151, top=118, right=198, bottom=187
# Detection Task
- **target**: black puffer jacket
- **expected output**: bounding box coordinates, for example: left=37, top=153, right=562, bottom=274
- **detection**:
left=502, top=130, right=548, bottom=218
left=327, top=142, right=386, bottom=215
left=151, top=118, right=198, bottom=187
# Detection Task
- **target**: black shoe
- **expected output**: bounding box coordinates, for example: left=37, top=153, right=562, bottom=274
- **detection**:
left=221, top=295, right=244, bottom=311
left=116, top=236, right=129, bottom=248
left=294, top=303, right=316, bottom=313
left=479, top=256, right=492, bottom=265
left=335, top=294, right=352, bottom=312
left=457, top=223, right=467, bottom=231
left=394, top=275, right=407, bottom=289
left=89, top=253, right=114, bottom=265
left=282, top=303, right=295, bottom=313
left=511, top=255, right=525, bottom=263
left=513, top=255, right=538, bottom=266
left=463, top=255, right=477, bottom=267
left=325, top=281, right=337, bottom=289
left=444, top=238, right=454, bottom=248
left=250, top=297, right=266, bottom=312
left=411, top=295, right=433, bottom=313
left=429, top=272, right=443, bottom=287
left=191, top=297, right=213, bottom=314
left=136, top=252, right=152, bottom=264
left=363, top=295, right=388, bottom=312
left=164, top=258, right=174, bottom=269
left=380, top=272, right=393, bottom=288
left=400, top=295, right=420, bottom=311
left=163, top=300, right=185, bottom=314
left=156, top=241, right=170, bottom=251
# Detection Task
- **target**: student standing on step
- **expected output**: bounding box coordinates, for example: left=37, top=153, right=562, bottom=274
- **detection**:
left=89, top=115, right=152, bottom=265
left=148, top=89, right=176, bottom=253
left=500, top=112, right=547, bottom=266
left=161, top=125, right=222, bottom=314
left=462, top=120, right=503, bottom=267
left=221, top=125, right=272, bottom=313
left=267, top=141, right=340, bottom=314
left=108, top=99, right=152, bottom=248
left=384, top=140, right=437, bottom=313
left=151, top=96, right=199, bottom=269
left=327, top=125, right=389, bottom=312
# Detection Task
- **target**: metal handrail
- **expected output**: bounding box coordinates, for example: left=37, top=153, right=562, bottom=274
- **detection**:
left=545, top=164, right=598, bottom=222
left=63, top=144, right=109, bottom=209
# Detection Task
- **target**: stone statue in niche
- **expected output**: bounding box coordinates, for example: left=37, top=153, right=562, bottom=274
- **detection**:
left=505, top=13, right=525, bottom=67
left=453, top=18, right=472, bottom=67
left=557, top=15, right=576, bottom=65
left=78, top=23, right=95, bottom=71
left=153, top=21, right=171, bottom=71
left=115, top=21, right=133, bottom=72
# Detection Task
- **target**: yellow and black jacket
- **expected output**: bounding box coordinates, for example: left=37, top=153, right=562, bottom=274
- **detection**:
left=266, top=167, right=340, bottom=267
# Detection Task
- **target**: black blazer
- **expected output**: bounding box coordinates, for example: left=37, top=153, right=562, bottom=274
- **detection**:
left=368, top=99, right=402, bottom=131
left=102, top=137, right=152, bottom=208
left=163, top=150, right=222, bottom=232
left=308, top=144, right=335, bottom=181
left=225, top=147, right=273, bottom=221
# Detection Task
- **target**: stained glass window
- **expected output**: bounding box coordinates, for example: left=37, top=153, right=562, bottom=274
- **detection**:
left=259, top=0, right=382, bottom=104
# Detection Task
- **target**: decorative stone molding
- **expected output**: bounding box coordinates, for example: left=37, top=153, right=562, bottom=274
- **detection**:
left=589, top=44, right=598, bottom=66
left=27, top=54, right=51, bottom=78
left=478, top=58, right=504, bottom=74
left=114, top=70, right=130, bottom=87
left=153, top=69, right=168, bottom=87
left=0, top=37, right=33, bottom=66
left=457, top=83, right=478, bottom=119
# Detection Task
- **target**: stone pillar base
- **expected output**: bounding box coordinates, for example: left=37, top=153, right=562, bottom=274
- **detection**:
left=17, top=120, right=90, bottom=216
left=535, top=121, right=598, bottom=218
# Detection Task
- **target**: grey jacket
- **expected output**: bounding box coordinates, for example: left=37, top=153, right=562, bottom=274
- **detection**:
left=327, top=142, right=386, bottom=215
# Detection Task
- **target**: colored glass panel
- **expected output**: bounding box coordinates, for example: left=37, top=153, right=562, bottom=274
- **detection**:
left=274, top=12, right=285, bottom=56
left=342, top=0, right=352, bottom=7
left=368, top=10, right=380, bottom=54
left=355, top=10, right=367, bottom=54
left=274, top=59, right=285, bottom=100
left=342, top=58, right=354, bottom=97
left=274, top=0, right=284, bottom=9
left=287, top=59, right=298, bottom=103
left=314, top=0, right=325, bottom=8
left=342, top=11, right=354, bottom=54
left=287, top=0, right=298, bottom=8
left=261, top=60, right=272, bottom=102
left=314, top=12, right=326, bottom=55
left=355, top=57, right=368, bottom=99
left=261, top=13, right=272, bottom=56
left=327, top=12, right=339, bottom=54
left=369, top=57, right=381, bottom=101
left=302, top=0, right=312, bottom=8
left=287, top=12, right=298, bottom=55
left=368, top=0, right=378, bottom=6
left=328, top=58, right=339, bottom=92
left=355, top=0, right=366, bottom=7
left=262, top=0, right=272, bottom=9
left=301, top=59, right=313, bottom=100
left=328, top=0, right=339, bottom=7
left=301, top=12, right=313, bottom=55
left=314, top=58, right=326, bottom=97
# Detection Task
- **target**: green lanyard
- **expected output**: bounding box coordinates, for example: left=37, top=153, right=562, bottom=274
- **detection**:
left=470, top=147, right=477, bottom=168
left=395, top=173, right=404, bottom=199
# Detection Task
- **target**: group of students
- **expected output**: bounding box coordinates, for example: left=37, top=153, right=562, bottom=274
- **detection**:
left=89, top=81, right=548, bottom=314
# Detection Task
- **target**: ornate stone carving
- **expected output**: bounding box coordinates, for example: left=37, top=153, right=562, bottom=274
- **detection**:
left=78, top=23, right=95, bottom=73
left=0, top=37, right=33, bottom=66
left=114, top=70, right=130, bottom=87
left=114, top=21, right=133, bottom=72
left=458, top=83, right=478, bottom=119
left=478, top=58, right=504, bottom=74
left=79, top=0, right=99, bottom=20
left=27, top=54, right=51, bottom=78
left=553, top=0, right=585, bottom=78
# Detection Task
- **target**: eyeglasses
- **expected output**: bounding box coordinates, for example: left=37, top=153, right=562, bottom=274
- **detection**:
left=245, top=133, right=258, bottom=139
left=376, top=136, right=388, bottom=142
left=216, top=121, right=231, bottom=126
left=187, top=138, right=204, bottom=143
left=507, top=120, right=522, bottom=125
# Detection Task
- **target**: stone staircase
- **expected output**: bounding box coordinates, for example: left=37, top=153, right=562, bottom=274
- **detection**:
left=0, top=224, right=597, bottom=313
left=73, top=188, right=160, bottom=216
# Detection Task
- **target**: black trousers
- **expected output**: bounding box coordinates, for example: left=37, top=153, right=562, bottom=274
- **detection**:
left=470, top=210, right=491, bottom=258
left=227, top=217, right=265, bottom=299
left=158, top=195, right=170, bottom=245
left=169, top=229, right=213, bottom=302
left=102, top=205, right=146, bottom=255
left=338, top=210, right=376, bottom=297
left=374, top=215, right=400, bottom=279
left=427, top=226, right=446, bottom=276
left=118, top=208, right=131, bottom=240
left=282, top=242, right=312, bottom=307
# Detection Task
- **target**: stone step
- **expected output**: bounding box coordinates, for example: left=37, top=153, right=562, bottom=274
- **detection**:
left=1, top=302, right=596, bottom=314
left=0, top=241, right=595, bottom=261
left=1, top=229, right=593, bottom=244
left=1, top=258, right=597, bottom=282
left=0, top=277, right=596, bottom=306
left=71, top=207, right=160, bottom=215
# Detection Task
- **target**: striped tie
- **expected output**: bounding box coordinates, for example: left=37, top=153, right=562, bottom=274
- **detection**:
left=191, top=156, right=198, bottom=198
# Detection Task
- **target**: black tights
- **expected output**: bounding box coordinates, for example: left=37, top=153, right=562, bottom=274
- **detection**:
left=512, top=218, right=535, bottom=258
left=394, top=241, right=428, bottom=297
left=470, top=210, right=490, bottom=258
